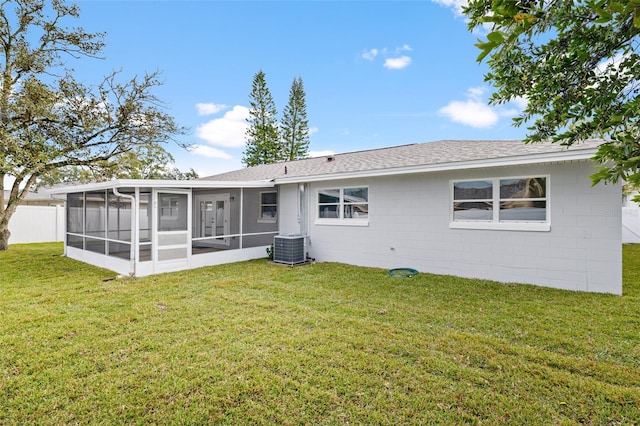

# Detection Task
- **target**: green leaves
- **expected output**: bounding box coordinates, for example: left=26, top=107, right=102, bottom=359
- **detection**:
left=243, top=70, right=281, bottom=167
left=486, top=31, right=504, bottom=43
left=594, top=7, right=613, bottom=24
left=464, top=0, right=640, bottom=186
left=0, top=0, right=185, bottom=250
left=280, top=76, right=310, bottom=161
left=243, top=72, right=310, bottom=166
left=475, top=40, right=496, bottom=62
left=476, top=31, right=506, bottom=61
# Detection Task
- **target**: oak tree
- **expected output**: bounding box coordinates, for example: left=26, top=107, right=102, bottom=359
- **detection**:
left=38, top=145, right=198, bottom=186
left=464, top=0, right=640, bottom=188
left=0, top=0, right=185, bottom=249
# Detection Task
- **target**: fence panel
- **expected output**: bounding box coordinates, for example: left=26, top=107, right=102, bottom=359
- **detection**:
left=9, top=205, right=65, bottom=244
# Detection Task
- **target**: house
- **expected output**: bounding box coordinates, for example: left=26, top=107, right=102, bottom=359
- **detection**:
left=3, top=189, right=65, bottom=207
left=48, top=139, right=622, bottom=294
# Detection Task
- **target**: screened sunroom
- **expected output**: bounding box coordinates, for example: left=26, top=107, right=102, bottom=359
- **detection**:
left=52, top=179, right=278, bottom=277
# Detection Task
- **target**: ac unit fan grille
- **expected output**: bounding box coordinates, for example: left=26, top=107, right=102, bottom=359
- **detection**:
left=273, top=235, right=305, bottom=265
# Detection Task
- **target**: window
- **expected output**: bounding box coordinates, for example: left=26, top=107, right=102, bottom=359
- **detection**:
left=452, top=180, right=493, bottom=221
left=259, top=191, right=278, bottom=222
left=318, top=189, right=340, bottom=219
left=317, top=187, right=368, bottom=225
left=67, top=192, right=84, bottom=234
left=158, top=193, right=187, bottom=231
left=499, top=177, right=547, bottom=221
left=66, top=190, right=137, bottom=260
left=85, top=191, right=106, bottom=238
left=160, top=196, right=180, bottom=219
left=451, top=176, right=549, bottom=231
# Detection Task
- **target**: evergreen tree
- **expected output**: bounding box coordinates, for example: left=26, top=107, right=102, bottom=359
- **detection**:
left=280, top=77, right=310, bottom=161
left=242, top=70, right=281, bottom=167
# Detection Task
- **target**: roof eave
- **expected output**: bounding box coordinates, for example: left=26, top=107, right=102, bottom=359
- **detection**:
left=273, top=149, right=599, bottom=184
left=46, top=178, right=275, bottom=195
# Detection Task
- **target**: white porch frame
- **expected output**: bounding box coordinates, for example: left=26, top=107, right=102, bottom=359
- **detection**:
left=50, top=179, right=277, bottom=277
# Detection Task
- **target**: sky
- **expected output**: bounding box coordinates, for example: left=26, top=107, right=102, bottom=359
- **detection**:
left=64, top=0, right=528, bottom=178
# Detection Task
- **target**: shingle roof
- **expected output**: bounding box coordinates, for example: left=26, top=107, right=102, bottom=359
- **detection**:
left=201, top=139, right=603, bottom=182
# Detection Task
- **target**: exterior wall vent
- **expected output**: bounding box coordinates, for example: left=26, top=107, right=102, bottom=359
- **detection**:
left=273, top=234, right=306, bottom=265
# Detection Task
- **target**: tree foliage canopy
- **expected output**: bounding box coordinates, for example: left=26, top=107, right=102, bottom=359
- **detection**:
left=0, top=0, right=185, bottom=249
left=242, top=70, right=280, bottom=167
left=280, top=76, right=310, bottom=161
left=464, top=0, right=640, bottom=187
left=243, top=71, right=311, bottom=166
left=37, top=145, right=198, bottom=187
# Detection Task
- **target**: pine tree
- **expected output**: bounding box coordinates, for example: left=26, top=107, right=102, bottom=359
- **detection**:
left=280, top=77, right=310, bottom=161
left=242, top=70, right=281, bottom=167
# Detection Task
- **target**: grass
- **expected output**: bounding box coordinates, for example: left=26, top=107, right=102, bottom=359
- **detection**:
left=1, top=243, right=639, bottom=425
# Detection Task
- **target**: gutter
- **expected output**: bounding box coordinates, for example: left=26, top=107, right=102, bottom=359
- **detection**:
left=46, top=179, right=275, bottom=195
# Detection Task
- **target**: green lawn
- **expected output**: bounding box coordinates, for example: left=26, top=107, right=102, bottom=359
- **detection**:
left=1, top=243, right=639, bottom=425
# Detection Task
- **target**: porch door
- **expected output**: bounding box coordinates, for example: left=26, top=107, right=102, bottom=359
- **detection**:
left=194, top=194, right=230, bottom=247
left=154, top=190, right=191, bottom=273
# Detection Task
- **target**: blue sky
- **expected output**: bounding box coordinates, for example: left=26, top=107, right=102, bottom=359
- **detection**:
left=70, top=0, right=528, bottom=177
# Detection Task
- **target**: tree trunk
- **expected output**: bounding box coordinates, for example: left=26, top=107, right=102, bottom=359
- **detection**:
left=0, top=200, right=18, bottom=251
left=0, top=222, right=10, bottom=251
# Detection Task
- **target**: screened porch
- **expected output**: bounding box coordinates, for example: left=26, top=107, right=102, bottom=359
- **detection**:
left=59, top=180, right=278, bottom=276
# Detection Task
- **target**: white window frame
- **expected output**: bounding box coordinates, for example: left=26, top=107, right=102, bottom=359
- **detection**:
left=258, top=191, right=278, bottom=224
left=160, top=195, right=181, bottom=222
left=449, top=175, right=550, bottom=232
left=315, top=186, right=369, bottom=227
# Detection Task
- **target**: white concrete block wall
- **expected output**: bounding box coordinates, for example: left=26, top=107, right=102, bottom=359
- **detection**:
left=302, top=161, right=622, bottom=294
left=9, top=205, right=65, bottom=244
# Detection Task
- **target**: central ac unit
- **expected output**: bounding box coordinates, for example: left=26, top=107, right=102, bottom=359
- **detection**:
left=273, top=234, right=306, bottom=265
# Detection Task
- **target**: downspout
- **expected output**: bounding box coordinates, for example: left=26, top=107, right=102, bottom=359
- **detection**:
left=113, top=188, right=136, bottom=277
left=298, top=183, right=311, bottom=260
left=239, top=187, right=244, bottom=249
left=299, top=183, right=309, bottom=237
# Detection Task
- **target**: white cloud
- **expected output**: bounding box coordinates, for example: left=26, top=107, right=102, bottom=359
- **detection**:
left=511, top=96, right=528, bottom=110
left=439, top=99, right=498, bottom=128
left=439, top=87, right=527, bottom=128
left=362, top=48, right=379, bottom=61
left=363, top=45, right=413, bottom=69
left=196, top=103, right=227, bottom=116
left=191, top=145, right=233, bottom=160
left=309, top=126, right=319, bottom=135
left=384, top=56, right=412, bottom=70
left=195, top=105, right=250, bottom=148
left=309, top=150, right=335, bottom=158
left=430, top=0, right=468, bottom=15
left=467, top=86, right=485, bottom=99
left=594, top=53, right=636, bottom=82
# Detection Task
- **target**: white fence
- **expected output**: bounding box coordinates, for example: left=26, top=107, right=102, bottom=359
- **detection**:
left=8, top=205, right=65, bottom=244
left=622, top=206, right=640, bottom=244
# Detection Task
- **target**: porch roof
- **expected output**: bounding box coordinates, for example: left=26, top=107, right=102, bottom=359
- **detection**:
left=47, top=178, right=275, bottom=195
